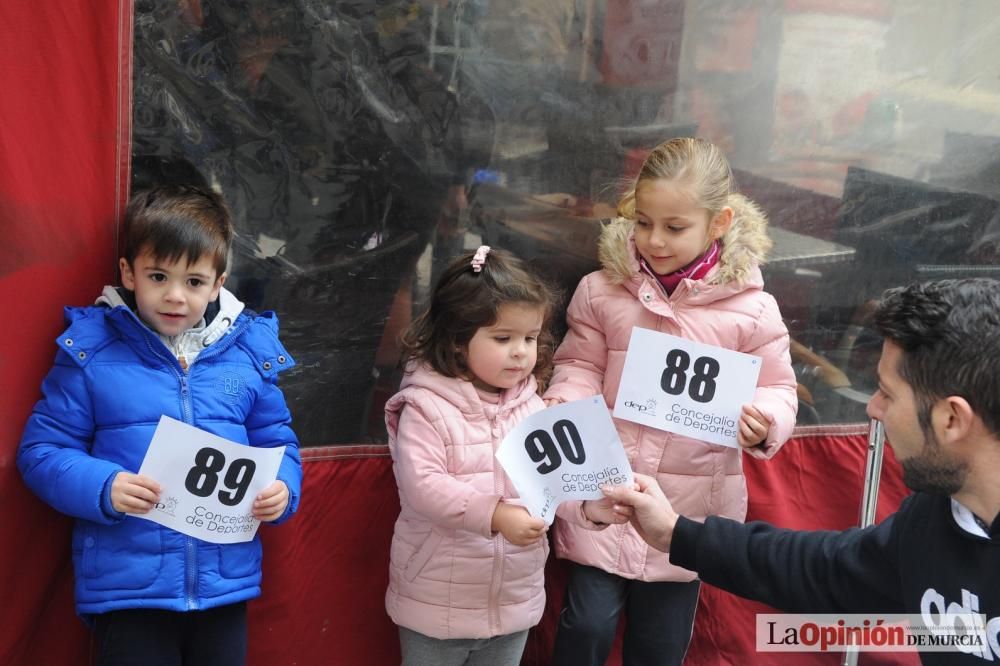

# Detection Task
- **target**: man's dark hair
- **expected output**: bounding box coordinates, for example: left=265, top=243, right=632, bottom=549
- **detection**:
left=872, top=278, right=1000, bottom=436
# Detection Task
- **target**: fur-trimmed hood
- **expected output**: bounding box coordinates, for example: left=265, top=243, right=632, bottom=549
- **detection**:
left=597, top=193, right=773, bottom=287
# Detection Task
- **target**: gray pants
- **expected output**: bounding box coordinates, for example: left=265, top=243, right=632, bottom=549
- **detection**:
left=398, top=626, right=529, bottom=666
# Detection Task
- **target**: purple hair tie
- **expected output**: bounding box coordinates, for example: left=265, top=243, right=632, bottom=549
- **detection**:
left=471, top=245, right=491, bottom=273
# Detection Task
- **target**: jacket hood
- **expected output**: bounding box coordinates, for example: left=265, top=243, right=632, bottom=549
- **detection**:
left=598, top=195, right=773, bottom=287
left=96, top=285, right=246, bottom=361
left=395, top=362, right=539, bottom=418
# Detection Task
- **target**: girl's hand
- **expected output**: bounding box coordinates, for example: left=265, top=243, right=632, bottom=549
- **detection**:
left=111, top=472, right=161, bottom=514
left=583, top=497, right=631, bottom=525
left=491, top=503, right=547, bottom=546
left=253, top=480, right=289, bottom=522
left=737, top=404, right=771, bottom=449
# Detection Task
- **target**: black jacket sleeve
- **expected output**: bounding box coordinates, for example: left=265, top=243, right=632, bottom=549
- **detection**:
left=670, top=501, right=910, bottom=614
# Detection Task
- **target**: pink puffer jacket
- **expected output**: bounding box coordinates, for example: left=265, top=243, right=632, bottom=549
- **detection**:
left=544, top=211, right=798, bottom=582
left=384, top=363, right=548, bottom=639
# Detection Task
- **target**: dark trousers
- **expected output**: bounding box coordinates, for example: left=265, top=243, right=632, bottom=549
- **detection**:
left=93, top=602, right=247, bottom=666
left=551, top=564, right=701, bottom=666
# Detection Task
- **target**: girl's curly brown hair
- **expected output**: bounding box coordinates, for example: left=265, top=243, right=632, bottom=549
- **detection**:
left=400, top=248, right=559, bottom=389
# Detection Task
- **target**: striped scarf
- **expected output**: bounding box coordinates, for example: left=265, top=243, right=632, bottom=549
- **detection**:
left=642, top=240, right=721, bottom=295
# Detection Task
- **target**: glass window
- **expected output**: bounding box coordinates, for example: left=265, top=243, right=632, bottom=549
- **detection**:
left=133, top=1, right=1000, bottom=443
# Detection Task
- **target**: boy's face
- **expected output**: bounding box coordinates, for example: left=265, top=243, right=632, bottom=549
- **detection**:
left=120, top=250, right=226, bottom=337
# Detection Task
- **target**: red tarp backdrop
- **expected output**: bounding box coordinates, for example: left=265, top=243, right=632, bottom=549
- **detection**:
left=0, top=3, right=917, bottom=665
left=248, top=433, right=917, bottom=666
left=0, top=1, right=130, bottom=664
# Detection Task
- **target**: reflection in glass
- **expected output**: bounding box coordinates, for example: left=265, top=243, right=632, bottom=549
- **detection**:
left=133, top=1, right=1000, bottom=441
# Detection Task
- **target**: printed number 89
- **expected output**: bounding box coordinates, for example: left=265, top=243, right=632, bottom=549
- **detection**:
left=184, top=447, right=257, bottom=506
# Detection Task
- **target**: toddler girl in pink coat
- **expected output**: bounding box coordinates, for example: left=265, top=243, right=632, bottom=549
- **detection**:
left=385, top=247, right=622, bottom=666
left=545, top=138, right=799, bottom=666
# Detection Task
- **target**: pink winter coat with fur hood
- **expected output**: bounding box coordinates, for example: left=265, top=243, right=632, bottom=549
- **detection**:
left=544, top=206, right=798, bottom=583
left=384, top=362, right=548, bottom=639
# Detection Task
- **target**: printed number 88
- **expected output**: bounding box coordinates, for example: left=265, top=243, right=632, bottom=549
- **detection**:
left=660, top=349, right=720, bottom=403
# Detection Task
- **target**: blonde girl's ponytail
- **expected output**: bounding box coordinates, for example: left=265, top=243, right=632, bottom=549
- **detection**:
left=616, top=185, right=638, bottom=220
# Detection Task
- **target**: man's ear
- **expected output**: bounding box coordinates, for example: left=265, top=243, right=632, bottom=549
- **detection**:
left=119, top=258, right=135, bottom=290
left=709, top=207, right=733, bottom=241
left=932, top=395, right=977, bottom=447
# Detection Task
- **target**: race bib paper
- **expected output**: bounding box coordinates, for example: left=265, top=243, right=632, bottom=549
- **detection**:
left=614, top=327, right=762, bottom=447
left=137, top=415, right=285, bottom=543
left=496, top=396, right=633, bottom=525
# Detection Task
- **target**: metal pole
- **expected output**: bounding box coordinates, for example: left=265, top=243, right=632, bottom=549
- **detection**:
left=859, top=419, right=886, bottom=528
left=842, top=419, right=886, bottom=666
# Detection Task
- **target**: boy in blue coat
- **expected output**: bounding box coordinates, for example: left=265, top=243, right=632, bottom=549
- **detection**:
left=17, top=184, right=302, bottom=666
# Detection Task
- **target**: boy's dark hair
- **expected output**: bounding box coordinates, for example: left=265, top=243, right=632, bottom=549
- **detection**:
left=872, top=278, right=1000, bottom=437
left=123, top=184, right=234, bottom=276
left=401, top=248, right=559, bottom=387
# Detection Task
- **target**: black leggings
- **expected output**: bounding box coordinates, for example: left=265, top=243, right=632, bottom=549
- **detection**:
left=552, top=564, right=701, bottom=666
left=93, top=602, right=247, bottom=666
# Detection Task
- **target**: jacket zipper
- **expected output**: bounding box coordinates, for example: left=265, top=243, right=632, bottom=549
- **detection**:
left=137, top=332, right=200, bottom=608
left=488, top=413, right=504, bottom=635
left=133, top=313, right=252, bottom=610
left=639, top=262, right=670, bottom=299
left=618, top=280, right=673, bottom=576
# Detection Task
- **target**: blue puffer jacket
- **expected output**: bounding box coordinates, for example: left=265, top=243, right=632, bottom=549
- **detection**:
left=17, top=301, right=302, bottom=616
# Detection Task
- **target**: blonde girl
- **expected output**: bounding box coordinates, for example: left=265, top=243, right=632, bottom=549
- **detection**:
left=545, top=138, right=798, bottom=666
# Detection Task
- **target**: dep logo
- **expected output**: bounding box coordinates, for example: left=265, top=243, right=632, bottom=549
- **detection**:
left=154, top=496, right=179, bottom=517
left=623, top=398, right=657, bottom=416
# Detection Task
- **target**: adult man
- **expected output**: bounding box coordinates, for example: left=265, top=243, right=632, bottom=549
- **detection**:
left=603, top=279, right=1000, bottom=664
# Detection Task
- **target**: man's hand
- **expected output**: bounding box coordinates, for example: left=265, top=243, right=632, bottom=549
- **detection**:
left=111, top=472, right=161, bottom=514
left=491, top=503, right=547, bottom=546
left=601, top=473, right=678, bottom=552
left=253, top=480, right=289, bottom=522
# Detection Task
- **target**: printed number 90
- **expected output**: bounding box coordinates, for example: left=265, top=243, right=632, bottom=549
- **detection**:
left=524, top=419, right=586, bottom=475
left=660, top=349, right=720, bottom=403
left=184, top=447, right=257, bottom=506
